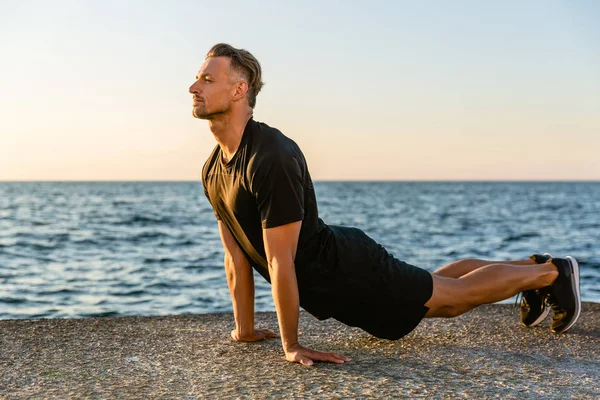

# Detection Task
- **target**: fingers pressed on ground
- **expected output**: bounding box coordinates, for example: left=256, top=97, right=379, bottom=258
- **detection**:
left=312, top=352, right=345, bottom=363
left=299, top=357, right=314, bottom=366
left=331, top=353, right=351, bottom=362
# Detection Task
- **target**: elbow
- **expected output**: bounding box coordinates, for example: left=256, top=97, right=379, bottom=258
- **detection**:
left=224, top=254, right=252, bottom=290
left=226, top=267, right=236, bottom=286
left=267, top=255, right=294, bottom=276
left=224, top=255, right=236, bottom=283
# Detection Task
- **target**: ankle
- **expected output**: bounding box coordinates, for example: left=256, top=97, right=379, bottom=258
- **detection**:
left=541, top=266, right=559, bottom=287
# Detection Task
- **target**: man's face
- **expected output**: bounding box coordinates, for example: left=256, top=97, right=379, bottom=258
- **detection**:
left=189, top=57, right=235, bottom=120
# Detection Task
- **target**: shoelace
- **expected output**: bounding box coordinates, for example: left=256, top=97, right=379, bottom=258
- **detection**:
left=513, top=292, right=523, bottom=312
left=514, top=290, right=551, bottom=312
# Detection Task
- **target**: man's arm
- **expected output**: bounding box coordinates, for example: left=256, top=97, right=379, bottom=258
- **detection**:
left=263, top=221, right=350, bottom=366
left=218, top=220, right=278, bottom=341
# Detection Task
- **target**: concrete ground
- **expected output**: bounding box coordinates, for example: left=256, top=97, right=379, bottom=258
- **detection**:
left=1, top=303, right=599, bottom=399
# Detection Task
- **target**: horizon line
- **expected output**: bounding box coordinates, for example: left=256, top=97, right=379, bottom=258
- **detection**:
left=1, top=179, right=599, bottom=183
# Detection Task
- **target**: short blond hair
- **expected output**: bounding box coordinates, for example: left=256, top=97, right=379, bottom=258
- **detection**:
left=206, top=43, right=264, bottom=108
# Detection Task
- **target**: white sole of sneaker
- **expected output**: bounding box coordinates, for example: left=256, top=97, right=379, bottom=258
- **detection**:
left=529, top=306, right=551, bottom=327
left=558, top=256, right=581, bottom=333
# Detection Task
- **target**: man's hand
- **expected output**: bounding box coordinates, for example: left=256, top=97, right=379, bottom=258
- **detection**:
left=230, top=328, right=279, bottom=342
left=285, top=343, right=351, bottom=366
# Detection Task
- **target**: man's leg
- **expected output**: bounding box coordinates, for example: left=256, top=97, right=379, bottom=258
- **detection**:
left=432, top=258, right=537, bottom=279
left=424, top=260, right=558, bottom=318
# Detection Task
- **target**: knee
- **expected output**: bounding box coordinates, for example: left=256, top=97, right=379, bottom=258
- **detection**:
left=425, top=275, right=474, bottom=318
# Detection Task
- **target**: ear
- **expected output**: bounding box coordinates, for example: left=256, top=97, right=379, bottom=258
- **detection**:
left=232, top=80, right=249, bottom=102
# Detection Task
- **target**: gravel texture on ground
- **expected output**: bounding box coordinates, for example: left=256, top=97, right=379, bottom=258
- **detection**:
left=1, top=303, right=598, bottom=399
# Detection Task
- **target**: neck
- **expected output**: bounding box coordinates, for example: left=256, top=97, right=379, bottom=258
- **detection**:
left=209, top=109, right=253, bottom=163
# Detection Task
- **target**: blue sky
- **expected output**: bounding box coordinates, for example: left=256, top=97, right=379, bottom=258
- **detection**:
left=1, top=0, right=598, bottom=180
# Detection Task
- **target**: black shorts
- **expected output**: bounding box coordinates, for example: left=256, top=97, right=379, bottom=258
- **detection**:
left=296, top=225, right=434, bottom=340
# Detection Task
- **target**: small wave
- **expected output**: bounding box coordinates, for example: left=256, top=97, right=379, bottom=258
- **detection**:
left=184, top=264, right=222, bottom=271
left=146, top=282, right=176, bottom=289
left=537, top=204, right=567, bottom=211
left=31, top=221, right=51, bottom=226
left=0, top=297, right=26, bottom=304
left=444, top=250, right=461, bottom=257
left=81, top=311, right=120, bottom=318
left=16, top=232, right=70, bottom=241
left=3, top=312, right=52, bottom=319
left=110, top=289, right=148, bottom=297
left=71, top=239, right=100, bottom=246
left=114, top=215, right=172, bottom=226
left=143, top=257, right=175, bottom=264
left=15, top=232, right=40, bottom=239
left=580, top=260, right=600, bottom=270
left=27, top=243, right=58, bottom=251
left=435, top=211, right=456, bottom=220
left=38, top=288, right=82, bottom=296
left=200, top=274, right=223, bottom=284
left=502, top=232, right=540, bottom=242
left=121, top=298, right=152, bottom=305
left=112, top=200, right=136, bottom=206
left=133, top=232, right=170, bottom=240
left=190, top=251, right=222, bottom=263
left=578, top=223, right=600, bottom=229
left=177, top=239, right=196, bottom=246
left=14, top=238, right=68, bottom=251
left=3, top=250, right=56, bottom=262
left=14, top=240, right=54, bottom=248
left=111, top=278, right=144, bottom=286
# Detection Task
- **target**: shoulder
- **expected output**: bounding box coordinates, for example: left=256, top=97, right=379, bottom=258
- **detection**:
left=249, top=120, right=304, bottom=168
left=247, top=120, right=306, bottom=190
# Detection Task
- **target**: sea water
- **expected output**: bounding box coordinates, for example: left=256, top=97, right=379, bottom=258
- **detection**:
left=0, top=181, right=598, bottom=319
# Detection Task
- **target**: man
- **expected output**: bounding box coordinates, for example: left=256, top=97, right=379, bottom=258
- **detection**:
left=190, top=43, right=581, bottom=367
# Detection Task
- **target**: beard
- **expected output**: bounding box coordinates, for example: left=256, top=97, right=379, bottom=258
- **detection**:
left=192, top=101, right=228, bottom=120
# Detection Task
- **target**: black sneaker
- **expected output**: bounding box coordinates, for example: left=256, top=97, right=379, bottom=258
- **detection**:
left=520, top=253, right=553, bottom=327
left=547, top=256, right=581, bottom=333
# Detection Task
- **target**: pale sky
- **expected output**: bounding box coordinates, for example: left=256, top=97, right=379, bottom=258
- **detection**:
left=1, top=0, right=599, bottom=181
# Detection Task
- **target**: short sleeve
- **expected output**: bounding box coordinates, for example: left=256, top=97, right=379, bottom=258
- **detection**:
left=203, top=180, right=221, bottom=220
left=252, top=154, right=305, bottom=229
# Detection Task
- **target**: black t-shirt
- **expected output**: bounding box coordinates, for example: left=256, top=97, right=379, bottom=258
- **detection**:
left=202, top=117, right=327, bottom=282
left=202, top=118, right=434, bottom=337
